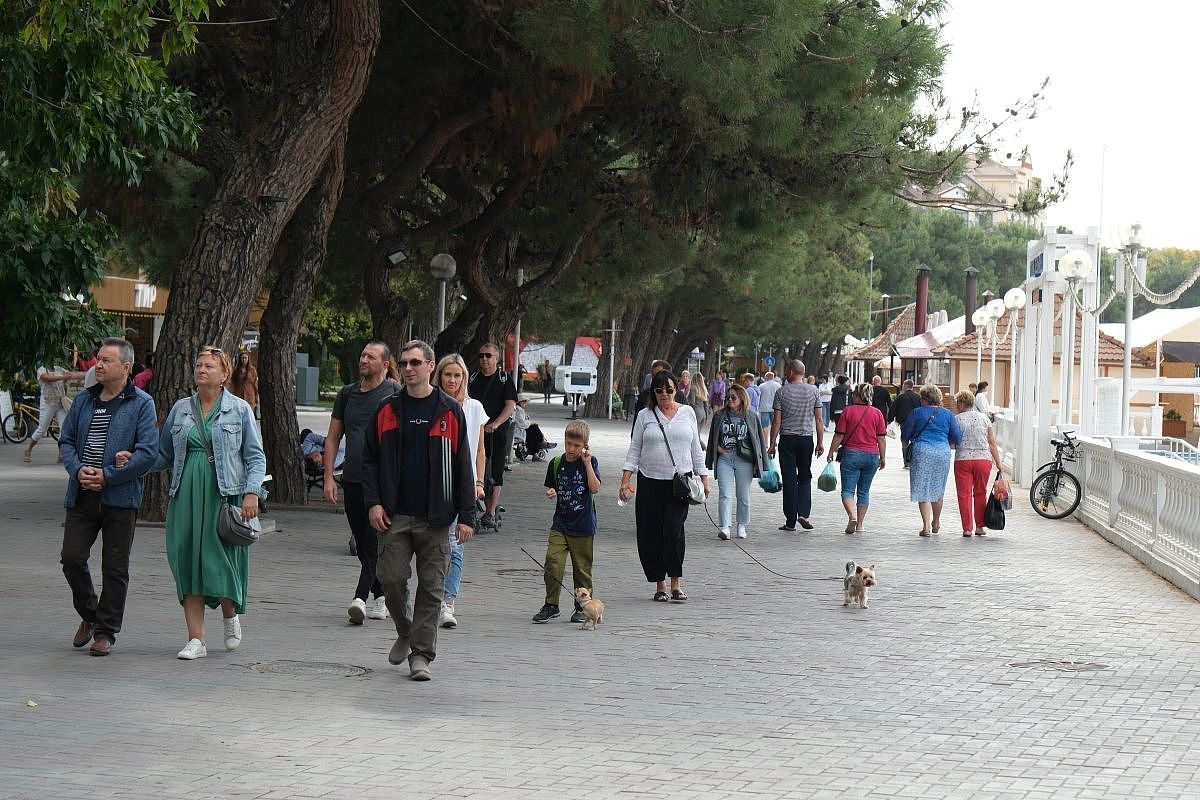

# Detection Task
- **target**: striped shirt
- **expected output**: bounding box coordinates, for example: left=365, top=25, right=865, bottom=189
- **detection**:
left=773, top=381, right=822, bottom=436
left=81, top=397, right=114, bottom=468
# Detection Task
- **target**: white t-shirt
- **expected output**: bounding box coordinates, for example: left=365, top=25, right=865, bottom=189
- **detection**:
left=463, top=397, right=488, bottom=485
left=818, top=381, right=834, bottom=403
left=757, top=378, right=782, bottom=414
left=974, top=392, right=992, bottom=415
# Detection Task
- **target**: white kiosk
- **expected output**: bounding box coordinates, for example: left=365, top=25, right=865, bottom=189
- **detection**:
left=554, top=365, right=598, bottom=419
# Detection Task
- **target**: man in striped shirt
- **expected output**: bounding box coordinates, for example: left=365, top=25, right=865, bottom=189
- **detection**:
left=58, top=338, right=158, bottom=657
left=768, top=360, right=825, bottom=531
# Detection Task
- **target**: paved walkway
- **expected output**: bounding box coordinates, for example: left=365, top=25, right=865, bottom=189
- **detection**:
left=2, top=399, right=1198, bottom=799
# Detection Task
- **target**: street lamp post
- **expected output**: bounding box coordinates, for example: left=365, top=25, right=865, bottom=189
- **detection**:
left=1003, top=287, right=1027, bottom=412
left=429, top=253, right=457, bottom=334
left=985, top=297, right=1006, bottom=392
left=867, top=252, right=874, bottom=339
left=1117, top=225, right=1143, bottom=435
left=971, top=306, right=988, bottom=383
left=1058, top=249, right=1093, bottom=428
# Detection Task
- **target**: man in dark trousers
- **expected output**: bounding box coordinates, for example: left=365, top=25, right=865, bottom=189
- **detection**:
left=871, top=375, right=892, bottom=422
left=889, top=379, right=921, bottom=468
left=469, top=342, right=518, bottom=530
left=363, top=340, right=476, bottom=681
left=58, top=337, right=158, bottom=656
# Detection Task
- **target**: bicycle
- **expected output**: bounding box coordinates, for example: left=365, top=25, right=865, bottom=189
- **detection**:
left=2, top=400, right=60, bottom=444
left=1029, top=430, right=1081, bottom=519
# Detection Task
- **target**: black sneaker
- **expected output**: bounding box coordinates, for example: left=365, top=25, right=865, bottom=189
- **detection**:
left=569, top=608, right=587, bottom=624
left=478, top=513, right=495, bottom=531
left=532, top=604, right=560, bottom=623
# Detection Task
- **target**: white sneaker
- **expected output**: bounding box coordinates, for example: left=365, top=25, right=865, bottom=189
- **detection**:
left=223, top=615, right=242, bottom=650
left=439, top=602, right=458, bottom=628
left=177, top=638, right=207, bottom=660
left=736, top=525, right=747, bottom=539
left=718, top=527, right=730, bottom=540
left=348, top=598, right=366, bottom=625
left=365, top=596, right=388, bottom=620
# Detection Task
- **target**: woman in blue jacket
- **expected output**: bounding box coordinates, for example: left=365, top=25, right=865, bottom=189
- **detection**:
left=151, top=346, right=266, bottom=660
left=900, top=384, right=962, bottom=537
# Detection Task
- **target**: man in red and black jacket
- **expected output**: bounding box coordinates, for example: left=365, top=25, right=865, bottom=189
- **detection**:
left=362, top=340, right=475, bottom=681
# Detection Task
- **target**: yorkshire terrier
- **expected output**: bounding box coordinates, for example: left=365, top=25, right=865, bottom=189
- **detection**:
left=574, top=587, right=605, bottom=630
left=842, top=561, right=876, bottom=609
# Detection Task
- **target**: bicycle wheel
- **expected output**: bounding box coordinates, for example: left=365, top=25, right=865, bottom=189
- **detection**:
left=1029, top=469, right=1082, bottom=520
left=49, top=418, right=59, bottom=441
left=2, top=412, right=29, bottom=443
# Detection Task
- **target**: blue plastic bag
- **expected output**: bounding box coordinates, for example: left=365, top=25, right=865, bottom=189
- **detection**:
left=758, top=460, right=782, bottom=493
left=817, top=461, right=838, bottom=492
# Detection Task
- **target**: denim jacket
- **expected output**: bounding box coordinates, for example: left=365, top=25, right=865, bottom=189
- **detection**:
left=152, top=390, right=268, bottom=500
left=60, top=381, right=159, bottom=509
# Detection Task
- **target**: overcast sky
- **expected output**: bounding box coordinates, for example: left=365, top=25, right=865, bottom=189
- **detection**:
left=939, top=1, right=1197, bottom=251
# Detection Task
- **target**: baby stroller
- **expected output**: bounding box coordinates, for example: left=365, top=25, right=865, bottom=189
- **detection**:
left=514, top=423, right=556, bottom=462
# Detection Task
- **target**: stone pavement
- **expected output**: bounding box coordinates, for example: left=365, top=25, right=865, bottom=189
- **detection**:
left=2, top=398, right=1198, bottom=799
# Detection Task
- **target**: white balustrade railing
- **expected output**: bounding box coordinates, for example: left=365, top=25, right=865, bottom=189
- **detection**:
left=1074, top=436, right=1200, bottom=600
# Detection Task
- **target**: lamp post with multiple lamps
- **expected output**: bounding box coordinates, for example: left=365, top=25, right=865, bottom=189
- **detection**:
left=1116, top=224, right=1145, bottom=436
left=1056, top=249, right=1093, bottom=427
left=1003, top=287, right=1027, bottom=415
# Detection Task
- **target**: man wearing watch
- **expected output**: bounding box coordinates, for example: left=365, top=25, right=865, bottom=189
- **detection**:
left=468, top=343, right=517, bottom=531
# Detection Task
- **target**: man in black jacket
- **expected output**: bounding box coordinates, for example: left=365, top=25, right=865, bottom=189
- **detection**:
left=363, top=340, right=475, bottom=681
left=871, top=375, right=893, bottom=421
left=888, top=379, right=921, bottom=468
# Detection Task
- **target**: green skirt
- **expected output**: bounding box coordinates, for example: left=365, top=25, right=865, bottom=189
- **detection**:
left=165, top=440, right=249, bottom=613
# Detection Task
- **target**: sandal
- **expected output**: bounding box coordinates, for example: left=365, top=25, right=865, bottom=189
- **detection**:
left=919, top=530, right=931, bottom=537
left=670, top=589, right=687, bottom=602
left=653, top=591, right=669, bottom=602
left=845, top=521, right=857, bottom=535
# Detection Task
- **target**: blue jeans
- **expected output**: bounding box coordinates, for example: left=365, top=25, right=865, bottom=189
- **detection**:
left=715, top=451, right=755, bottom=529
left=778, top=434, right=814, bottom=524
left=758, top=411, right=772, bottom=431
left=444, top=523, right=464, bottom=601
left=839, top=449, right=880, bottom=507
left=822, top=402, right=831, bottom=427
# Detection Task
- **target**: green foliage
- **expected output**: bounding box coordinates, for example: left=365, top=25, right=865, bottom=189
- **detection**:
left=0, top=1, right=206, bottom=376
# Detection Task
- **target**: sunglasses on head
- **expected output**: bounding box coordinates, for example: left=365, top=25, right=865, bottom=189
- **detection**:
left=399, top=358, right=429, bottom=368
left=200, top=346, right=223, bottom=355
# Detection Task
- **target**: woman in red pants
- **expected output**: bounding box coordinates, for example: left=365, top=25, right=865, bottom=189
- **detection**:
left=952, top=390, right=1004, bottom=536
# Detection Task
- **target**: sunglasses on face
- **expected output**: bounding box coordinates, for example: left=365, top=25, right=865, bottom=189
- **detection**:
left=478, top=353, right=496, bottom=359
left=399, top=358, right=429, bottom=368
left=654, top=387, right=676, bottom=395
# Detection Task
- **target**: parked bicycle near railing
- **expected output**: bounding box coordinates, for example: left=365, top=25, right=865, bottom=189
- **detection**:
left=1030, top=430, right=1081, bottom=519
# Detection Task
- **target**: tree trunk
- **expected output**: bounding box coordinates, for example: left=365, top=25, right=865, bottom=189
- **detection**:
left=259, top=138, right=347, bottom=506
left=142, top=0, right=379, bottom=520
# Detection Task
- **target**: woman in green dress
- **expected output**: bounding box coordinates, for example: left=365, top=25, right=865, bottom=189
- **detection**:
left=151, top=346, right=266, bottom=660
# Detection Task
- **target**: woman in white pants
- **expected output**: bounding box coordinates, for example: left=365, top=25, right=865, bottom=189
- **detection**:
left=24, top=364, right=81, bottom=462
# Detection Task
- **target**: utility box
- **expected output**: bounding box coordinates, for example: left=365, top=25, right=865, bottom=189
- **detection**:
left=554, top=365, right=597, bottom=396
left=295, top=352, right=319, bottom=406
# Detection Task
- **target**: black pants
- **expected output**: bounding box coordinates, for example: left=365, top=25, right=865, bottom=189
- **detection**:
left=778, top=434, right=815, bottom=524
left=634, top=473, right=689, bottom=582
left=61, top=491, right=138, bottom=643
left=342, top=482, right=382, bottom=601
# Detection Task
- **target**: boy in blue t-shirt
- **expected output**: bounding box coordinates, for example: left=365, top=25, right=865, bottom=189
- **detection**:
left=532, top=420, right=601, bottom=623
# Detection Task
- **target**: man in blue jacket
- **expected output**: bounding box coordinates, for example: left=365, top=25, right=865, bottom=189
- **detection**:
left=363, top=340, right=475, bottom=681
left=58, top=338, right=158, bottom=656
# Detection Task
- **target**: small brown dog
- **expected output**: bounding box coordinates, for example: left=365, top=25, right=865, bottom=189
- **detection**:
left=575, top=587, right=605, bottom=630
left=842, top=561, right=876, bottom=609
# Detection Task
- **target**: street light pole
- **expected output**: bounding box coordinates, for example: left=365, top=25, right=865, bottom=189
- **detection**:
left=867, top=252, right=874, bottom=339
left=1058, top=249, right=1093, bottom=428
left=429, top=253, right=457, bottom=335
left=1118, top=224, right=1143, bottom=435
left=986, top=297, right=1005, bottom=392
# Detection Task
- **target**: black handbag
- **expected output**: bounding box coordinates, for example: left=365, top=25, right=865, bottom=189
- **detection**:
left=834, top=411, right=864, bottom=462
left=654, top=408, right=705, bottom=505
left=983, top=469, right=1007, bottom=530
left=191, top=396, right=261, bottom=547
left=902, top=410, right=935, bottom=463
left=730, top=413, right=755, bottom=462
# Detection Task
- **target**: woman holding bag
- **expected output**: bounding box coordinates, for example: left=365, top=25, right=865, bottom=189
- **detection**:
left=952, top=390, right=1004, bottom=536
left=901, top=384, right=962, bottom=537
left=620, top=370, right=710, bottom=602
left=826, top=383, right=888, bottom=534
left=150, top=346, right=266, bottom=660
left=705, top=384, right=769, bottom=540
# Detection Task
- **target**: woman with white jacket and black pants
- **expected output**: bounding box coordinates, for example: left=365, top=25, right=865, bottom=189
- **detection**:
left=620, top=370, right=710, bottom=602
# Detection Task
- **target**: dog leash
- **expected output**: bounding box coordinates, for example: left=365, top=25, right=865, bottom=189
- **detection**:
left=699, top=500, right=802, bottom=581
left=519, top=546, right=576, bottom=598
